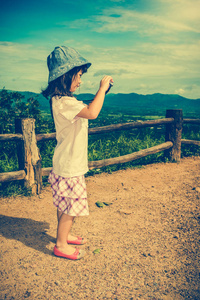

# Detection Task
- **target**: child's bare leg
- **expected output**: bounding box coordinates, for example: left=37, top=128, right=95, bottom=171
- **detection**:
left=57, top=208, right=87, bottom=243
left=56, top=213, right=76, bottom=255
left=57, top=208, right=64, bottom=222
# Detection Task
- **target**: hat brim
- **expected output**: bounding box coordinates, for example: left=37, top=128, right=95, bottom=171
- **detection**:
left=48, top=62, right=91, bottom=83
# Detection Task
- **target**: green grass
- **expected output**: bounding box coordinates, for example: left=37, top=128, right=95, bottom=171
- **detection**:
left=86, top=128, right=166, bottom=176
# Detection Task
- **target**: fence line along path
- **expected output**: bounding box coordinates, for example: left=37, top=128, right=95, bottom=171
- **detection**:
left=0, top=109, right=199, bottom=194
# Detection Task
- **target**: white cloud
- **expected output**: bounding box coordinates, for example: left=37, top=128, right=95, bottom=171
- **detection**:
left=174, top=84, right=200, bottom=99
left=0, top=42, right=47, bottom=61
left=94, top=69, right=129, bottom=76
left=69, top=0, right=200, bottom=35
left=0, top=42, right=48, bottom=92
left=77, top=41, right=200, bottom=98
left=93, top=9, right=200, bottom=34
left=175, top=88, right=185, bottom=95
left=0, top=38, right=199, bottom=98
left=56, top=0, right=200, bottom=98
left=157, top=0, right=200, bottom=21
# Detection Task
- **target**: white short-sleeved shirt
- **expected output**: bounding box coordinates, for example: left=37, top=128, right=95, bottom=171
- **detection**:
left=51, top=95, right=88, bottom=177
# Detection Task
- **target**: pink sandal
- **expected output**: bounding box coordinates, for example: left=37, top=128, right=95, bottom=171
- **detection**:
left=67, top=236, right=86, bottom=245
left=54, top=246, right=85, bottom=260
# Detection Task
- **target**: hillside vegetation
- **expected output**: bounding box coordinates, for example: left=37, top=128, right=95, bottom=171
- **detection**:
left=9, top=89, right=200, bottom=119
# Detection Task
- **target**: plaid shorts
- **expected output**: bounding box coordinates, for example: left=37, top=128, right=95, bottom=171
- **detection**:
left=48, top=171, right=89, bottom=217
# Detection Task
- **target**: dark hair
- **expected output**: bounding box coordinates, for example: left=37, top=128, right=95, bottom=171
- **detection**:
left=42, top=64, right=88, bottom=118
left=42, top=64, right=88, bottom=98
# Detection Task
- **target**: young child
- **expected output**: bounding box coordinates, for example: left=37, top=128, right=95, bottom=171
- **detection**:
left=43, top=46, right=113, bottom=260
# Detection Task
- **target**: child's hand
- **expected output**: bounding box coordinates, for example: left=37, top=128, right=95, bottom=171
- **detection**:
left=99, top=76, right=113, bottom=93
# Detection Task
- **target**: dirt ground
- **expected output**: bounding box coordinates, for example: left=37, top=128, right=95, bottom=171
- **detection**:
left=0, top=156, right=200, bottom=300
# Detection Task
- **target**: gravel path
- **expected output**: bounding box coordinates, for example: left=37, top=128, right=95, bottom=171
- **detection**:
left=0, top=156, right=200, bottom=300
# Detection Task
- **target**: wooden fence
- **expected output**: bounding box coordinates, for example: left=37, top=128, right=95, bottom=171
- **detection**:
left=0, top=109, right=199, bottom=194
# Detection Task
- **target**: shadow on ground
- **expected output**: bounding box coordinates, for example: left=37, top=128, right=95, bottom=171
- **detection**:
left=0, top=214, right=55, bottom=255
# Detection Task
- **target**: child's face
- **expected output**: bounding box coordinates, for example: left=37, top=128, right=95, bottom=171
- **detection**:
left=70, top=70, right=83, bottom=93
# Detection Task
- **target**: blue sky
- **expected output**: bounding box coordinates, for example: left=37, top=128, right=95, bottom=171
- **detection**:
left=0, top=0, right=200, bottom=99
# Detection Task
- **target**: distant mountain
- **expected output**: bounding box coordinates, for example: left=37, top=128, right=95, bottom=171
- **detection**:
left=77, top=92, right=200, bottom=116
left=3, top=90, right=200, bottom=117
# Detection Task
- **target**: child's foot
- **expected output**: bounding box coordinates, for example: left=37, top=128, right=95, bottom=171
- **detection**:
left=67, top=234, right=87, bottom=245
left=56, top=243, right=76, bottom=255
left=54, top=245, right=85, bottom=260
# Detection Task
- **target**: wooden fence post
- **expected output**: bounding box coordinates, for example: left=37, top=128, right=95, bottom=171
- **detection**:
left=165, top=109, right=183, bottom=162
left=15, top=118, right=42, bottom=194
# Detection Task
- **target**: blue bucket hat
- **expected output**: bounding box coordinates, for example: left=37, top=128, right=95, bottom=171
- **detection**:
left=47, top=46, right=91, bottom=83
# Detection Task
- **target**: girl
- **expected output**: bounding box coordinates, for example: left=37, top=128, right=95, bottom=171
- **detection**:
left=43, top=46, right=113, bottom=260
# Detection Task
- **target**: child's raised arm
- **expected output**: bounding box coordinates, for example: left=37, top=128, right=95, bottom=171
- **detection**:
left=77, top=75, right=113, bottom=120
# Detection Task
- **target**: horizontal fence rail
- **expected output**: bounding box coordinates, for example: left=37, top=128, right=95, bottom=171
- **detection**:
left=41, top=141, right=173, bottom=176
left=88, top=118, right=175, bottom=135
left=89, top=141, right=173, bottom=170
left=1, top=117, right=199, bottom=142
left=34, top=118, right=175, bottom=141
left=0, top=133, right=23, bottom=141
left=0, top=170, right=26, bottom=183
left=0, top=110, right=199, bottom=194
left=183, top=119, right=200, bottom=124
left=181, top=139, right=200, bottom=146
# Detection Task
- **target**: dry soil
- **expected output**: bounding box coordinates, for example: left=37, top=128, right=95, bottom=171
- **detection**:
left=0, top=156, right=200, bottom=300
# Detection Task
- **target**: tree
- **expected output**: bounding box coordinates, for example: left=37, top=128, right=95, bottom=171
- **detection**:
left=0, top=88, right=42, bottom=134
